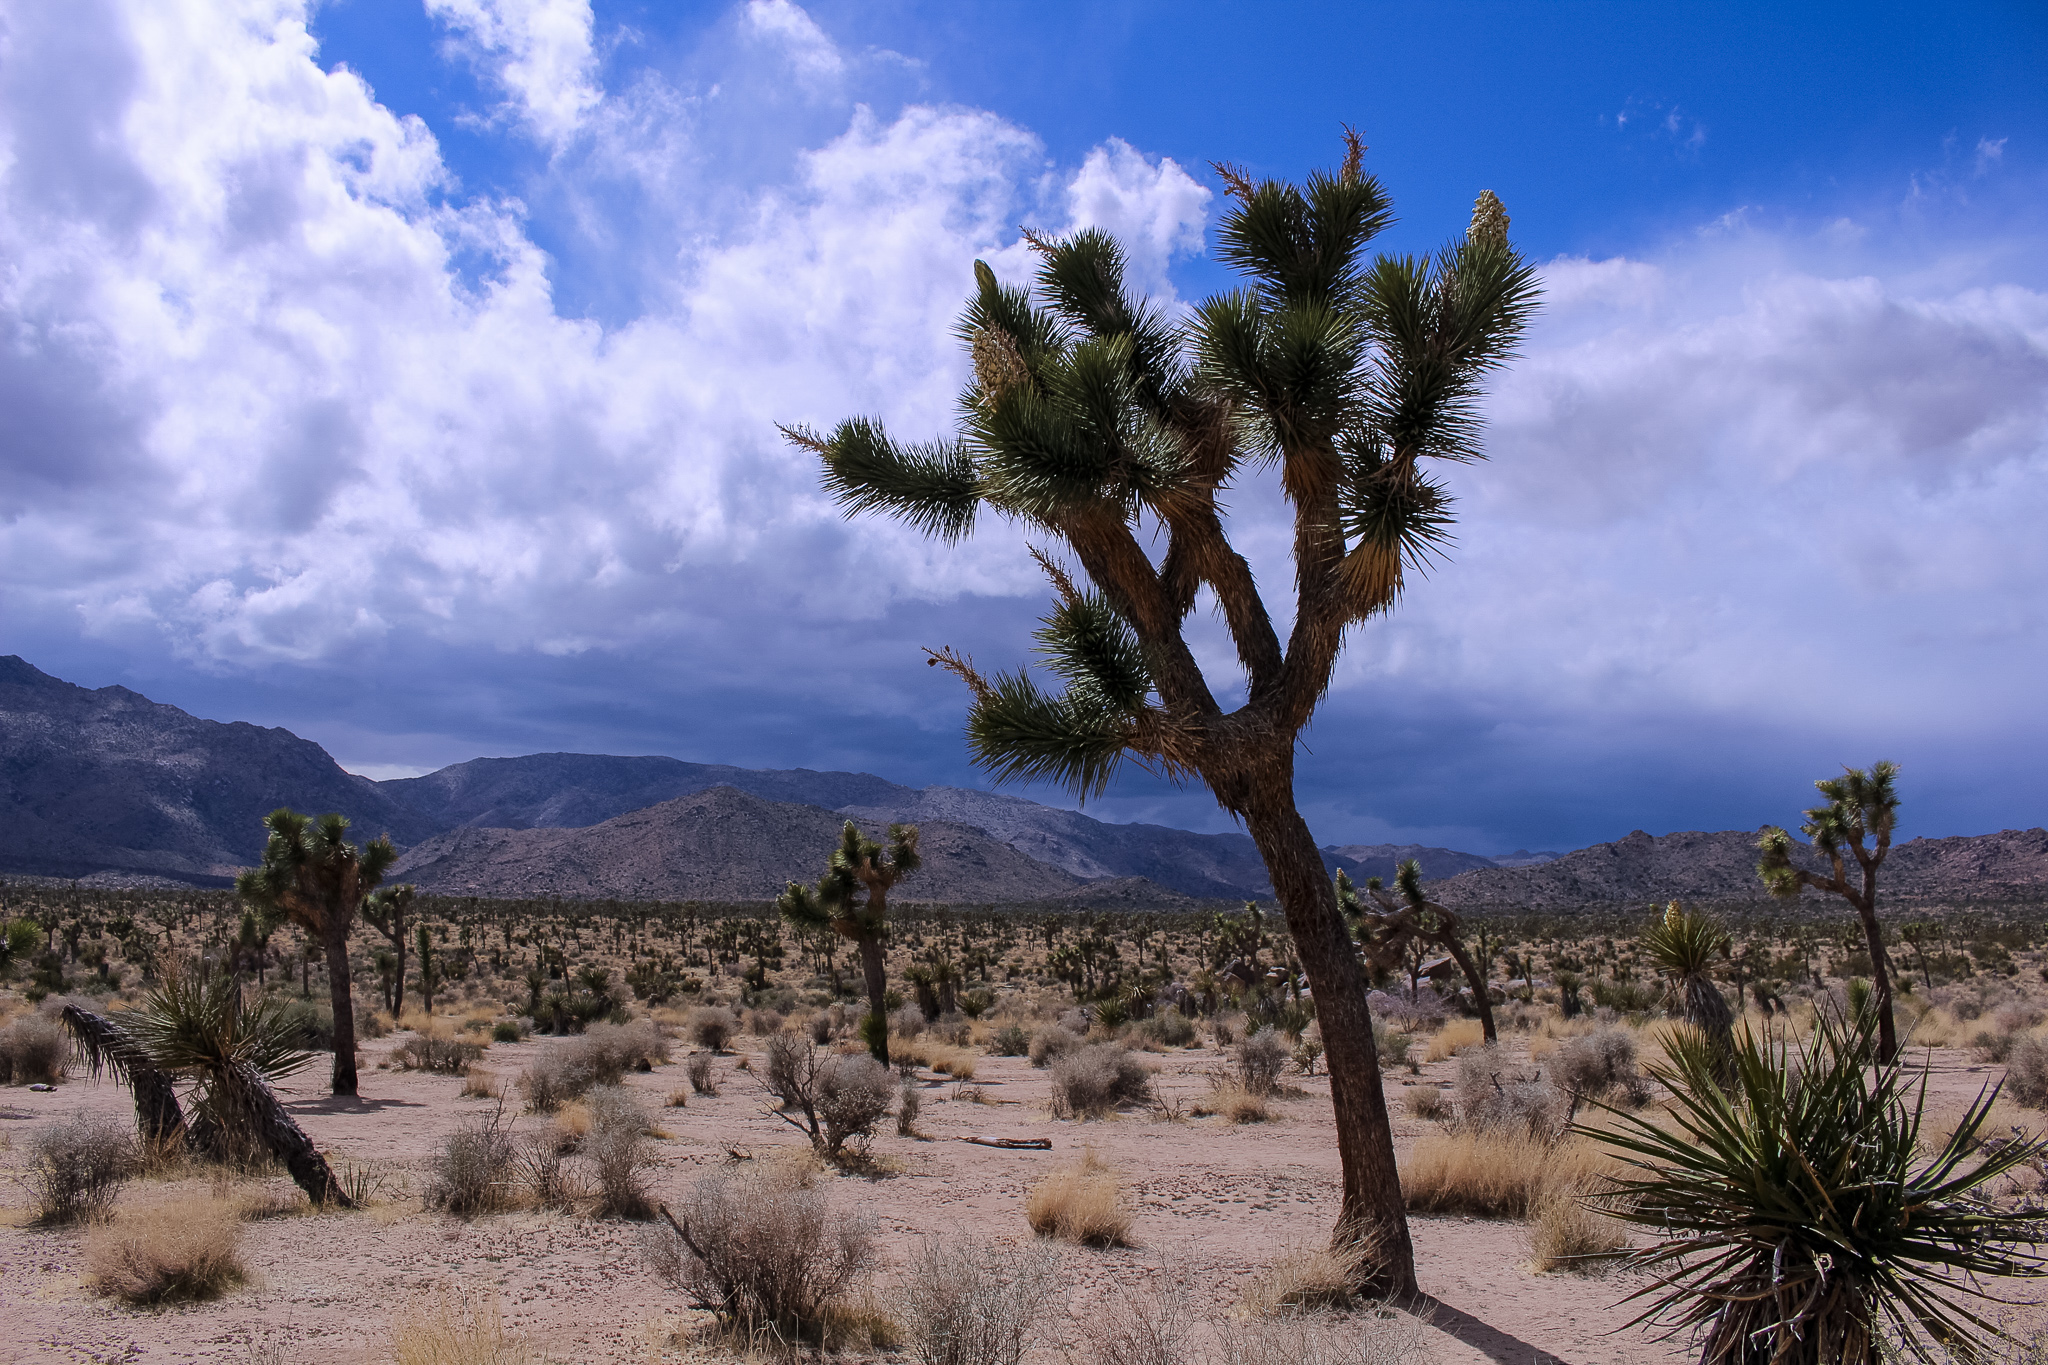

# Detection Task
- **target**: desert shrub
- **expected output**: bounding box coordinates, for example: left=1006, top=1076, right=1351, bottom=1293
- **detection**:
left=1026, top=1151, right=1130, bottom=1247
left=425, top=1108, right=518, bottom=1216
left=519, top=1132, right=580, bottom=1210
left=891, top=1003, right=928, bottom=1038
left=897, top=1075, right=921, bottom=1136
left=689, top=1006, right=738, bottom=1051
left=491, top=1021, right=522, bottom=1043
left=1050, top=1044, right=1152, bottom=1119
left=2006, top=1035, right=2048, bottom=1108
left=1526, top=1191, right=1627, bottom=1274
left=1236, top=1029, right=1288, bottom=1098
left=268, top=996, right=334, bottom=1051
left=686, top=1051, right=718, bottom=1095
left=899, top=1234, right=1061, bottom=1365
left=1399, top=1130, right=1607, bottom=1218
left=809, top=1011, right=834, bottom=1045
left=392, top=1291, right=541, bottom=1365
left=0, top=1012, right=65, bottom=1086
left=86, top=1198, right=244, bottom=1305
left=1134, top=1012, right=1196, bottom=1049
left=1373, top=1024, right=1414, bottom=1072
left=1209, top=1311, right=1433, bottom=1365
left=583, top=1085, right=654, bottom=1219
left=1454, top=1043, right=1565, bottom=1138
left=1553, top=1027, right=1649, bottom=1106
left=931, top=1015, right=972, bottom=1047
left=1029, top=1023, right=1084, bottom=1068
left=1087, top=1268, right=1196, bottom=1365
left=643, top=1165, right=880, bottom=1343
left=392, top=1030, right=486, bottom=1074
left=1236, top=1238, right=1369, bottom=1317
left=1405, top=1085, right=1450, bottom=1122
left=817, top=1053, right=893, bottom=1155
left=1211, top=1015, right=1238, bottom=1047
left=749, top=1008, right=786, bottom=1037
left=27, top=1112, right=134, bottom=1223
left=1367, top=989, right=1447, bottom=1031
left=989, top=1024, right=1030, bottom=1056
left=517, top=1018, right=667, bottom=1111
left=1974, top=1027, right=2019, bottom=1064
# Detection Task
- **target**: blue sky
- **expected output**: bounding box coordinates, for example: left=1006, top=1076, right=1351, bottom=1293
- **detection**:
left=2, top=0, right=2044, bottom=855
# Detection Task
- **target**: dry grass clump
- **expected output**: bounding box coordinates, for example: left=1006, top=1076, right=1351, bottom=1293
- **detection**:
left=1049, top=1043, right=1152, bottom=1119
left=898, top=1234, right=1061, bottom=1365
left=1026, top=1151, right=1131, bottom=1247
left=642, top=1163, right=880, bottom=1346
left=1404, top=1085, right=1450, bottom=1122
left=1399, top=1130, right=1609, bottom=1218
left=0, top=1011, right=66, bottom=1085
left=1086, top=1269, right=1431, bottom=1365
left=391, top=1291, right=542, bottom=1365
left=27, top=1111, right=134, bottom=1223
left=425, top=1107, right=520, bottom=1216
left=460, top=1068, right=502, bottom=1100
left=1525, top=1191, right=1628, bottom=1274
left=1424, top=1018, right=1486, bottom=1063
left=85, top=1198, right=245, bottom=1305
left=1235, top=1237, right=1369, bottom=1317
left=686, top=1051, right=718, bottom=1094
left=893, top=1035, right=980, bottom=1078
left=1192, top=1081, right=1270, bottom=1124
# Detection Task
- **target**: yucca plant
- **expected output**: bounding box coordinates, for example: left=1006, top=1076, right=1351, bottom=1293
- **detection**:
left=1643, top=901, right=1734, bottom=1058
left=122, top=967, right=350, bottom=1206
left=1586, top=1008, right=2045, bottom=1363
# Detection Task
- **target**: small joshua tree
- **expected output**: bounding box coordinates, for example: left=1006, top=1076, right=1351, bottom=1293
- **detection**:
left=360, top=883, right=415, bottom=1017
left=778, top=821, right=921, bottom=1067
left=235, top=808, right=395, bottom=1095
left=1758, top=761, right=1902, bottom=1062
left=1351, top=860, right=1498, bottom=1045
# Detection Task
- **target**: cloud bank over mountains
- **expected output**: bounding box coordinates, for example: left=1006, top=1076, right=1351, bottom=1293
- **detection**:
left=1, top=0, right=2042, bottom=852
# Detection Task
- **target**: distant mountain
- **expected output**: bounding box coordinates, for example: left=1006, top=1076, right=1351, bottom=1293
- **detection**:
left=837, top=786, right=1271, bottom=900
left=0, top=655, right=435, bottom=883
left=1426, top=827, right=2048, bottom=910
left=387, top=785, right=1192, bottom=905
left=381, top=753, right=1275, bottom=900
left=1323, top=843, right=1531, bottom=884
left=380, top=753, right=912, bottom=831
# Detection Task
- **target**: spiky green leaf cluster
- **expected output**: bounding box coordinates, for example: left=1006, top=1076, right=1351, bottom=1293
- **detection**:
left=1586, top=1009, right=2046, bottom=1364
left=1642, top=901, right=1730, bottom=981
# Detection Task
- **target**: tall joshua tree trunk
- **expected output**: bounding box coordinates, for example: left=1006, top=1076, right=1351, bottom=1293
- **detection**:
left=323, top=925, right=360, bottom=1096
left=857, top=934, right=890, bottom=1068
left=1244, top=790, right=1416, bottom=1289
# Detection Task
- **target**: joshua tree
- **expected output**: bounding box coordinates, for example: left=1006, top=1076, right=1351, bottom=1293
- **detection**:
left=235, top=808, right=396, bottom=1095
left=360, top=882, right=415, bottom=1017
left=1643, top=901, right=1735, bottom=1061
left=1353, top=860, right=1498, bottom=1045
left=1758, top=761, right=1902, bottom=1062
left=777, top=821, right=922, bottom=1067
left=786, top=136, right=1537, bottom=1291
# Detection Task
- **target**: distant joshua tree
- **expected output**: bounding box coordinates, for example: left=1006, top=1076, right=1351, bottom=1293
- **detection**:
left=777, top=821, right=921, bottom=1067
left=1758, top=761, right=1902, bottom=1062
left=785, top=136, right=1537, bottom=1293
left=361, top=882, right=417, bottom=1016
left=1350, top=860, right=1498, bottom=1045
left=235, top=809, right=395, bottom=1096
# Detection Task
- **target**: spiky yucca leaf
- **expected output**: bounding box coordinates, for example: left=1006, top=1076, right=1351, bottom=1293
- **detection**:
left=1584, top=1010, right=2045, bottom=1364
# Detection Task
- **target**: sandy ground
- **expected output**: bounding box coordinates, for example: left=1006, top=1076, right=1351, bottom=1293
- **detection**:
left=0, top=1030, right=2037, bottom=1365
